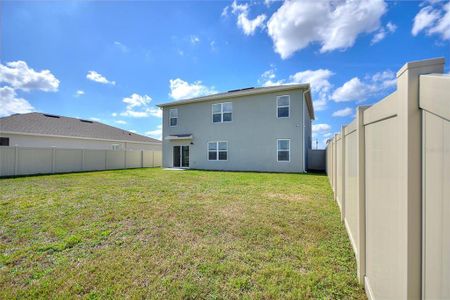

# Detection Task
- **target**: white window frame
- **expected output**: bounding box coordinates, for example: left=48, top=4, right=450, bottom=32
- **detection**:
left=212, top=102, right=232, bottom=123
left=169, top=108, right=178, bottom=127
left=277, top=139, right=290, bottom=162
left=276, top=95, right=290, bottom=118
left=207, top=141, right=228, bottom=161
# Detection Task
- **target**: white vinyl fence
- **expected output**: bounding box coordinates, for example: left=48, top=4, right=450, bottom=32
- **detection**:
left=326, top=58, right=450, bottom=300
left=0, top=146, right=162, bottom=177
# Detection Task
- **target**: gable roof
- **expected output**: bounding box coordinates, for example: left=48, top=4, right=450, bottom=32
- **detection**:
left=158, top=84, right=315, bottom=119
left=0, top=112, right=161, bottom=144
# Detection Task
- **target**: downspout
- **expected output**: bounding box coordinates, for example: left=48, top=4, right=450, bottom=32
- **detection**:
left=302, top=90, right=308, bottom=173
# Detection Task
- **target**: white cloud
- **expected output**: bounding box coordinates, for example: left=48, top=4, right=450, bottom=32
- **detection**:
left=312, top=123, right=331, bottom=134
left=90, top=117, right=101, bottom=122
left=226, top=0, right=267, bottom=36
left=114, top=41, right=129, bottom=53
left=86, top=71, right=116, bottom=85
left=332, top=107, right=353, bottom=117
left=332, top=70, right=396, bottom=102
left=0, top=86, right=34, bottom=117
left=190, top=35, right=200, bottom=45
left=119, top=93, right=162, bottom=118
left=0, top=60, right=59, bottom=92
left=75, top=90, right=85, bottom=97
left=267, top=0, right=387, bottom=59
left=412, top=2, right=450, bottom=40
left=145, top=124, right=162, bottom=140
left=129, top=130, right=137, bottom=133
left=115, top=120, right=127, bottom=124
left=112, top=112, right=118, bottom=117
left=258, top=67, right=334, bottom=111
left=371, top=22, right=397, bottom=44
left=169, top=78, right=217, bottom=100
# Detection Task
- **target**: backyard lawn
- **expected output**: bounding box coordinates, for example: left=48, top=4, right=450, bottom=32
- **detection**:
left=0, top=168, right=365, bottom=299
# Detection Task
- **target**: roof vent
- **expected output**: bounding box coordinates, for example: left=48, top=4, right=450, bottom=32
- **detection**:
left=227, top=87, right=254, bottom=93
left=43, top=114, right=60, bottom=118
left=80, top=119, right=94, bottom=123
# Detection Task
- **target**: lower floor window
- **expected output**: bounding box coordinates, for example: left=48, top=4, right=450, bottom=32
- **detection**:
left=208, top=141, right=228, bottom=161
left=277, top=139, right=290, bottom=162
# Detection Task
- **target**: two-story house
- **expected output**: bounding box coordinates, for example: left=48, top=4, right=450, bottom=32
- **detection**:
left=157, top=84, right=314, bottom=173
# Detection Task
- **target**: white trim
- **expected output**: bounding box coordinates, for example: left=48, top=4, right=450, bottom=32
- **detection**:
left=207, top=141, right=228, bottom=161
left=169, top=108, right=178, bottom=127
left=276, top=95, right=290, bottom=118
left=212, top=102, right=233, bottom=124
left=277, top=138, right=290, bottom=162
left=1, top=130, right=161, bottom=145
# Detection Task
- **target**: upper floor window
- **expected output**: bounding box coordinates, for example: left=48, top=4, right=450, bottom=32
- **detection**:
left=208, top=141, right=228, bottom=161
left=112, top=144, right=120, bottom=150
left=0, top=137, right=9, bottom=146
left=212, top=102, right=232, bottom=123
left=277, top=139, right=290, bottom=162
left=169, top=109, right=178, bottom=127
left=277, top=95, right=290, bottom=118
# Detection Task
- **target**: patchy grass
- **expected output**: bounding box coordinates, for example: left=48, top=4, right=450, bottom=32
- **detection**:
left=0, top=169, right=365, bottom=299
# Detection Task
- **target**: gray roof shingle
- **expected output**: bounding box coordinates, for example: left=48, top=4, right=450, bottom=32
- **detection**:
left=0, top=113, right=161, bottom=144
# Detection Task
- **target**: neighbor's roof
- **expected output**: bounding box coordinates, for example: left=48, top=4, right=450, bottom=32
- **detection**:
left=158, top=84, right=314, bottom=119
left=0, top=112, right=161, bottom=144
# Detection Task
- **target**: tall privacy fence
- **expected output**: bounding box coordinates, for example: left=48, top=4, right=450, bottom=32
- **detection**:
left=326, top=58, right=449, bottom=300
left=0, top=146, right=162, bottom=177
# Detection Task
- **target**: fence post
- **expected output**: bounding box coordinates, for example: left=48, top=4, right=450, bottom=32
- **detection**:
left=14, top=146, right=18, bottom=176
left=333, top=134, right=338, bottom=200
left=51, top=147, right=55, bottom=173
left=341, top=126, right=346, bottom=221
left=81, top=149, right=85, bottom=171
left=356, top=106, right=368, bottom=284
left=396, top=58, right=444, bottom=299
left=152, top=151, right=155, bottom=167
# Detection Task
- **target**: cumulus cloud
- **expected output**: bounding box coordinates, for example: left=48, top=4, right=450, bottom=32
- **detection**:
left=115, top=120, right=127, bottom=124
left=86, top=71, right=116, bottom=85
left=190, top=35, right=200, bottom=45
left=225, top=0, right=267, bottom=36
left=0, top=86, right=34, bottom=117
left=169, top=78, right=217, bottom=100
left=371, top=22, right=397, bottom=44
left=145, top=124, right=162, bottom=140
left=0, top=60, right=59, bottom=92
left=267, top=0, right=387, bottom=59
left=312, top=123, right=331, bottom=134
left=412, top=2, right=450, bottom=40
left=120, top=93, right=162, bottom=118
left=332, top=107, right=353, bottom=117
left=332, top=70, right=396, bottom=102
left=258, top=67, right=334, bottom=111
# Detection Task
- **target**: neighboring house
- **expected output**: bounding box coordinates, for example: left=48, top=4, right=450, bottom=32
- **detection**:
left=158, top=84, right=314, bottom=173
left=0, top=112, right=161, bottom=151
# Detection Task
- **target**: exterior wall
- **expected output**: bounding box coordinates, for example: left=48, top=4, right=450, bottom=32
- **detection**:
left=1, top=133, right=161, bottom=151
left=162, top=89, right=309, bottom=173
left=0, top=146, right=162, bottom=177
left=324, top=58, right=447, bottom=300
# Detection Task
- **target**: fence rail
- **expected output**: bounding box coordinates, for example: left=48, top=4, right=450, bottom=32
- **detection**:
left=326, top=58, right=449, bottom=300
left=0, top=146, right=162, bottom=177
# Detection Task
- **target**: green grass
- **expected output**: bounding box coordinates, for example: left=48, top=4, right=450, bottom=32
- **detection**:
left=0, top=168, right=365, bottom=299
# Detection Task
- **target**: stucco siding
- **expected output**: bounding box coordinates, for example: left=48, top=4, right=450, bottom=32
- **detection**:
left=162, top=89, right=308, bottom=172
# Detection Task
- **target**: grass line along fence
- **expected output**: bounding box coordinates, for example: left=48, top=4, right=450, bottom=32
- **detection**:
left=326, top=58, right=449, bottom=300
left=0, top=146, right=162, bottom=177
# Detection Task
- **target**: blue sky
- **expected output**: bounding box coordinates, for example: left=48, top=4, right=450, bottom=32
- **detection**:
left=1, top=0, right=449, bottom=147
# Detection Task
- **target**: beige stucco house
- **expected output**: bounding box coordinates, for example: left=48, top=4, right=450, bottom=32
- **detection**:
left=158, top=84, right=314, bottom=173
left=0, top=112, right=161, bottom=151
